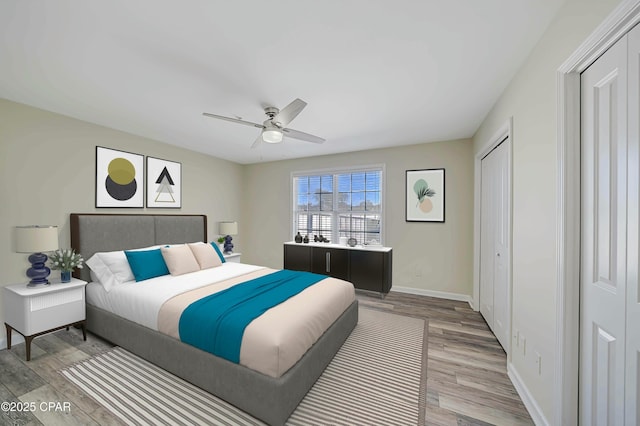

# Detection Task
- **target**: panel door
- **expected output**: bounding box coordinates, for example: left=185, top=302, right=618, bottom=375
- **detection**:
left=350, top=250, right=384, bottom=292
left=283, top=245, right=311, bottom=271
left=491, top=140, right=509, bottom=351
left=626, top=23, right=640, bottom=425
left=580, top=33, right=628, bottom=426
left=479, top=149, right=496, bottom=328
left=479, top=138, right=509, bottom=351
left=312, top=247, right=349, bottom=280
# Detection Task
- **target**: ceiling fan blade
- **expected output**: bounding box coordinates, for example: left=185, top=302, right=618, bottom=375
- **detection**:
left=273, top=98, right=307, bottom=127
left=282, top=127, right=325, bottom=144
left=250, top=133, right=263, bottom=149
left=202, top=112, right=264, bottom=129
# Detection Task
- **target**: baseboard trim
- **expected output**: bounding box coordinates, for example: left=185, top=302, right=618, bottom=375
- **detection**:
left=391, top=286, right=473, bottom=306
left=507, top=363, right=549, bottom=426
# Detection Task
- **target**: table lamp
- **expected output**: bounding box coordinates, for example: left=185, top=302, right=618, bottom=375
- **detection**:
left=15, top=225, right=59, bottom=287
left=218, top=221, right=237, bottom=254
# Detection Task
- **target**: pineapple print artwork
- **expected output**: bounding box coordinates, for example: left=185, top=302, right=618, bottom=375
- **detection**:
left=413, top=178, right=436, bottom=213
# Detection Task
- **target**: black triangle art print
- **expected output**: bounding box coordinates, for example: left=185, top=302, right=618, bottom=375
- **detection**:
left=154, top=166, right=175, bottom=203
left=155, top=167, right=175, bottom=185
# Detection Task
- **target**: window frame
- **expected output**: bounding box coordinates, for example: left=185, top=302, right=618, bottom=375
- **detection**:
left=291, top=164, right=386, bottom=245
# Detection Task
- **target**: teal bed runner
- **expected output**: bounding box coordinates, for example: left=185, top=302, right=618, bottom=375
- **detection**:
left=178, top=269, right=327, bottom=363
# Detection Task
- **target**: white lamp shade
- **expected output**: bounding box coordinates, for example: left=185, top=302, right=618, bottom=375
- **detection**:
left=15, top=226, right=59, bottom=253
left=262, top=129, right=283, bottom=143
left=219, top=221, right=238, bottom=236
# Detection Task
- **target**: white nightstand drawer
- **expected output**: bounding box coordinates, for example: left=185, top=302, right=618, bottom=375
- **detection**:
left=224, top=253, right=241, bottom=263
left=31, top=287, right=83, bottom=311
left=4, top=279, right=87, bottom=336
left=28, top=289, right=85, bottom=335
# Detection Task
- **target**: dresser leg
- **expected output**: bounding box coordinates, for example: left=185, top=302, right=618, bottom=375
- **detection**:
left=81, top=322, right=87, bottom=341
left=4, top=323, right=11, bottom=349
left=25, top=335, right=33, bottom=361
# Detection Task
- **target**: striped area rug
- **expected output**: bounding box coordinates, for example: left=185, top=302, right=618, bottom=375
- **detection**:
left=60, top=308, right=427, bottom=425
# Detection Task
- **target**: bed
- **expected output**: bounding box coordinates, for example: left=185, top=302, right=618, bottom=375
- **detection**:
left=70, top=213, right=358, bottom=426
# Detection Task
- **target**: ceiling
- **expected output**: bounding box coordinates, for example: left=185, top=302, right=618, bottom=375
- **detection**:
left=0, top=0, right=564, bottom=164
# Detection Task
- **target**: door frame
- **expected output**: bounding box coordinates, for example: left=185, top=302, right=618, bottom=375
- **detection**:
left=556, top=1, right=640, bottom=424
left=473, top=117, right=513, bottom=357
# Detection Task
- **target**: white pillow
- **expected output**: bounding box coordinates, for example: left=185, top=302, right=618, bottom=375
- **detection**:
left=188, top=242, right=222, bottom=269
left=86, top=252, right=123, bottom=292
left=161, top=244, right=200, bottom=276
left=86, top=245, right=163, bottom=291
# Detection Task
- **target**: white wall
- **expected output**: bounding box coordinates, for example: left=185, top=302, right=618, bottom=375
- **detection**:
left=241, top=139, right=474, bottom=299
left=0, top=98, right=244, bottom=346
left=472, top=0, right=622, bottom=421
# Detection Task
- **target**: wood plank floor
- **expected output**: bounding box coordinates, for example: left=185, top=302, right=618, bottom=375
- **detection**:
left=357, top=291, right=533, bottom=426
left=0, top=292, right=533, bottom=425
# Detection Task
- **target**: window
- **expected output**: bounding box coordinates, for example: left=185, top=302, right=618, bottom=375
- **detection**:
left=293, top=167, right=383, bottom=245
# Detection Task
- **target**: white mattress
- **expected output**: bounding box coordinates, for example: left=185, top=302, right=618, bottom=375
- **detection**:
left=86, top=262, right=355, bottom=377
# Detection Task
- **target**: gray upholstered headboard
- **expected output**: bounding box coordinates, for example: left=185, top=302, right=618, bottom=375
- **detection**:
left=70, top=213, right=207, bottom=282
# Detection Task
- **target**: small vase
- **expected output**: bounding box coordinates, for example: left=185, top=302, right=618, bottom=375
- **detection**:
left=61, top=270, right=71, bottom=283
left=295, top=232, right=303, bottom=243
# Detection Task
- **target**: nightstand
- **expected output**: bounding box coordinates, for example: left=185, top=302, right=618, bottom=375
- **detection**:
left=224, top=252, right=241, bottom=263
left=3, top=278, right=88, bottom=360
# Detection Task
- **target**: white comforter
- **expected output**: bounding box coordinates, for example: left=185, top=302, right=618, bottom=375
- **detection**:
left=86, top=262, right=355, bottom=378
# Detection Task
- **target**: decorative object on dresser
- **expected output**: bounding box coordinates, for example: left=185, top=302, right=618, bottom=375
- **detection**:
left=49, top=248, right=84, bottom=283
left=284, top=242, right=393, bottom=293
left=295, top=232, right=303, bottom=243
left=15, top=225, right=59, bottom=287
left=95, top=146, right=144, bottom=208
left=3, top=278, right=88, bottom=360
left=218, top=221, right=237, bottom=254
left=406, top=168, right=445, bottom=222
left=146, top=156, right=182, bottom=208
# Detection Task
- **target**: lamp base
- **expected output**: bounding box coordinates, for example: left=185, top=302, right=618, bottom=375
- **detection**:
left=25, top=252, right=51, bottom=287
left=223, top=235, right=234, bottom=254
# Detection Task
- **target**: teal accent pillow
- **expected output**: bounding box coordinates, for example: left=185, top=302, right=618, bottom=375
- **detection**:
left=125, top=248, right=170, bottom=282
left=210, top=243, right=226, bottom=263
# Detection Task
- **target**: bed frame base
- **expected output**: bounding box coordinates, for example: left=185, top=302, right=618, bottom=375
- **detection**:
left=86, top=300, right=358, bottom=426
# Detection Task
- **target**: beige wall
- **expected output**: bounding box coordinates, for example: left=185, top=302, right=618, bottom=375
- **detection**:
left=241, top=139, right=474, bottom=297
left=472, top=0, right=622, bottom=421
left=0, top=98, right=244, bottom=346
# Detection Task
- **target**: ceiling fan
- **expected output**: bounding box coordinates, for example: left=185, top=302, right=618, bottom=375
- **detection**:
left=203, top=98, right=325, bottom=149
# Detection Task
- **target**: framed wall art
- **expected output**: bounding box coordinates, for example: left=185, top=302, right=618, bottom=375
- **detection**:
left=406, top=168, right=445, bottom=222
left=146, top=156, right=182, bottom=208
left=95, top=146, right=144, bottom=208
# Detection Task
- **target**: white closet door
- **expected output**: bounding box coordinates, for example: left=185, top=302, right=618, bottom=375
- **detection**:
left=479, top=138, right=509, bottom=351
left=580, top=33, right=628, bottom=425
left=480, top=150, right=495, bottom=328
left=626, top=23, right=640, bottom=425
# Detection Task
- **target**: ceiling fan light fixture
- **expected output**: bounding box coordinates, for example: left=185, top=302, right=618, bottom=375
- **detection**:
left=262, top=128, right=283, bottom=143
